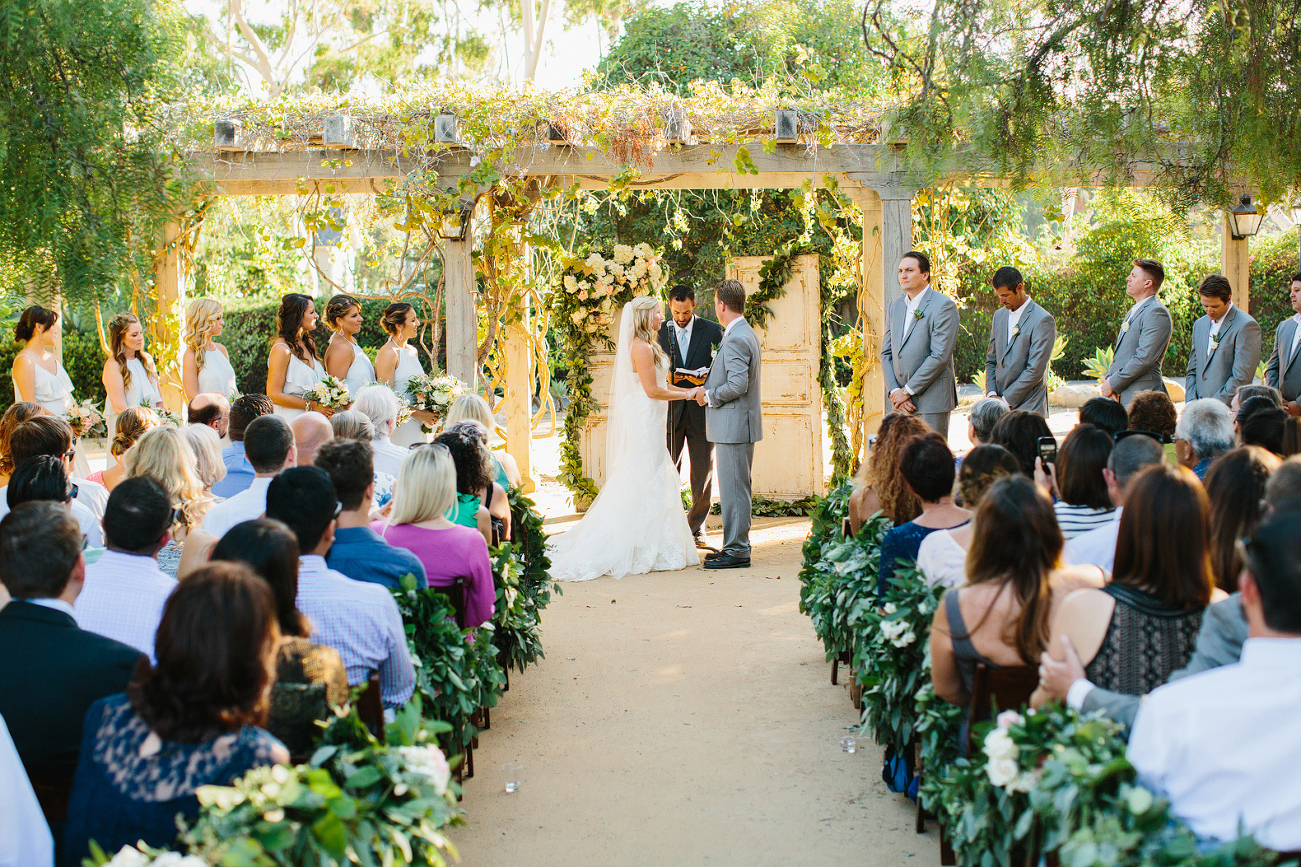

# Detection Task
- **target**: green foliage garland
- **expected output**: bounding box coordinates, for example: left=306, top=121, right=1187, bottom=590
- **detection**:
left=491, top=488, right=559, bottom=673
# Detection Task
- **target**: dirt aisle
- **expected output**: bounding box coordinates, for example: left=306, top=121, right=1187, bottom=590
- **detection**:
left=448, top=516, right=940, bottom=865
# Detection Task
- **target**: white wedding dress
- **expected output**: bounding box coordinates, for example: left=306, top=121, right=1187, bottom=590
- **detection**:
left=548, top=304, right=699, bottom=582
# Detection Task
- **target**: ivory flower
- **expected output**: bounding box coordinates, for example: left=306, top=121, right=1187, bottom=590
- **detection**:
left=986, top=757, right=1019, bottom=788
left=613, top=244, right=634, bottom=265
left=564, top=275, right=578, bottom=292
left=982, top=728, right=1018, bottom=762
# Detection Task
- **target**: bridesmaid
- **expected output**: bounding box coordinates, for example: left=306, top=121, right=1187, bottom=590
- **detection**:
left=183, top=298, right=237, bottom=400
left=323, top=294, right=374, bottom=399
left=102, top=312, right=165, bottom=439
left=267, top=293, right=328, bottom=421
left=11, top=305, right=94, bottom=477
left=375, top=302, right=436, bottom=447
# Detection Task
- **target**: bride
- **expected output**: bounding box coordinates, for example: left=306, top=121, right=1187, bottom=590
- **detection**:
left=549, top=296, right=702, bottom=582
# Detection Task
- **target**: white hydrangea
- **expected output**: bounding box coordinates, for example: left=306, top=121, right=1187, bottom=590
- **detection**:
left=613, top=244, right=634, bottom=265
left=584, top=253, right=604, bottom=271
left=396, top=744, right=451, bottom=796
left=883, top=602, right=897, bottom=615
left=878, top=619, right=915, bottom=647
left=633, top=242, right=654, bottom=259
left=564, top=275, right=578, bottom=292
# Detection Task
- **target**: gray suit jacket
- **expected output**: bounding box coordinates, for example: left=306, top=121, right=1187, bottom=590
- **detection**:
left=1264, top=317, right=1301, bottom=402
left=984, top=299, right=1055, bottom=415
left=1185, top=306, right=1261, bottom=405
left=1105, top=296, right=1172, bottom=406
left=705, top=318, right=763, bottom=444
left=1081, top=594, right=1246, bottom=729
left=880, top=289, right=959, bottom=414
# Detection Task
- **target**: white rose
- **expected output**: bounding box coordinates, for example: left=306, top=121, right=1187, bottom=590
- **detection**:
left=564, top=275, right=578, bottom=291
left=894, top=629, right=916, bottom=648
left=571, top=311, right=584, bottom=325
left=883, top=603, right=897, bottom=615
left=1009, top=771, right=1038, bottom=793
left=105, top=848, right=150, bottom=867
left=982, top=728, right=1018, bottom=762
left=986, top=757, right=1019, bottom=788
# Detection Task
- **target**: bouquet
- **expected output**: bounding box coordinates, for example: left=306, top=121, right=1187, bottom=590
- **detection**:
left=66, top=399, right=104, bottom=438
left=88, top=843, right=205, bottom=866
left=158, top=408, right=184, bottom=428
left=309, top=375, right=351, bottom=411
left=406, top=373, right=469, bottom=433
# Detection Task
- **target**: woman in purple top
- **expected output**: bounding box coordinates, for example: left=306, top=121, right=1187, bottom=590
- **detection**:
left=373, top=443, right=495, bottom=627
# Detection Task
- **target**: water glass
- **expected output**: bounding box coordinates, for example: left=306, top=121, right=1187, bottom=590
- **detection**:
left=840, top=735, right=858, bottom=754
left=502, top=762, right=523, bottom=793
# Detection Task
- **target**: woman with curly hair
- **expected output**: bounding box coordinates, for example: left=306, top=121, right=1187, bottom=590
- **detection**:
left=848, top=413, right=930, bottom=535
left=101, top=312, right=164, bottom=439
left=323, top=294, right=375, bottom=398
left=62, top=564, right=289, bottom=861
left=266, top=293, right=327, bottom=422
left=124, top=425, right=213, bottom=577
left=182, top=298, right=236, bottom=401
left=87, top=406, right=159, bottom=491
left=0, top=401, right=45, bottom=487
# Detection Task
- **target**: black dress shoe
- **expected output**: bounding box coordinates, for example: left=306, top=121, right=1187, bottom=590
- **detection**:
left=703, top=553, right=750, bottom=569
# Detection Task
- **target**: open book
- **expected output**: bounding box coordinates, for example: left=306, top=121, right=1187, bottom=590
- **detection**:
left=673, top=366, right=710, bottom=385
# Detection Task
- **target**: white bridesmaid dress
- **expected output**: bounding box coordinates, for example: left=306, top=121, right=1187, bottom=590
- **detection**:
left=105, top=358, right=163, bottom=448
left=390, top=342, right=428, bottom=447
left=196, top=346, right=238, bottom=398
left=341, top=341, right=375, bottom=400
left=273, top=351, right=326, bottom=423
left=12, top=360, right=93, bottom=478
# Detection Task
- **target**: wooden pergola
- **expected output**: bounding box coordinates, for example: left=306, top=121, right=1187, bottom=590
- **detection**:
left=168, top=134, right=1257, bottom=486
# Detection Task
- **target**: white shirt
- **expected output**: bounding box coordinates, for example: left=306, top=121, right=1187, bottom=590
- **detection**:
left=0, top=714, right=53, bottom=867
left=1290, top=313, right=1301, bottom=364
left=71, top=477, right=108, bottom=519
left=1124, top=294, right=1154, bottom=330
left=1207, top=303, right=1234, bottom=356
left=201, top=476, right=273, bottom=538
left=371, top=435, right=410, bottom=480
left=1127, top=637, right=1301, bottom=850
left=0, top=495, right=103, bottom=548
left=903, top=286, right=929, bottom=340
left=74, top=549, right=176, bottom=663
left=1006, top=298, right=1030, bottom=344
left=915, top=529, right=968, bottom=589
left=1062, top=507, right=1121, bottom=573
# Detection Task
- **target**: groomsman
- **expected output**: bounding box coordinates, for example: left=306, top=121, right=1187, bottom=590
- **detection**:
left=880, top=251, right=959, bottom=436
left=1185, top=274, right=1261, bottom=405
left=984, top=266, right=1056, bottom=416
left=657, top=284, right=723, bottom=546
left=1264, top=273, right=1301, bottom=417
left=1102, top=258, right=1173, bottom=407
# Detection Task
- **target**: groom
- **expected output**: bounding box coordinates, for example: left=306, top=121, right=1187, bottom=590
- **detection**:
left=696, top=279, right=763, bottom=570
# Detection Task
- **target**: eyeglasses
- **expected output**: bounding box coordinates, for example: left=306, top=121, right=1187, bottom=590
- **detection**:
left=1114, top=429, right=1172, bottom=445
left=63, top=448, right=76, bottom=462
left=65, top=483, right=79, bottom=504
left=333, top=501, right=343, bottom=519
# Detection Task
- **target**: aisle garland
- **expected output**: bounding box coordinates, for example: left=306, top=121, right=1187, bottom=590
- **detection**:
left=492, top=487, right=559, bottom=673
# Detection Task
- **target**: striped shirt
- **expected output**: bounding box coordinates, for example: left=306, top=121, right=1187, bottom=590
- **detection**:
left=74, top=550, right=177, bottom=663
left=1053, top=502, right=1117, bottom=540
left=295, top=555, right=414, bottom=709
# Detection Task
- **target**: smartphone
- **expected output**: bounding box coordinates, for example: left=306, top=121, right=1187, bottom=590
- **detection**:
left=1037, top=436, right=1058, bottom=466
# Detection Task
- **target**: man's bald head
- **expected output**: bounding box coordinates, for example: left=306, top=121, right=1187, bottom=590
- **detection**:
left=188, top=392, right=231, bottom=438
left=292, top=411, right=334, bottom=467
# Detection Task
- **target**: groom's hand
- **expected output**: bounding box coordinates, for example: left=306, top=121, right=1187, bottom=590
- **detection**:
left=695, top=388, right=709, bottom=406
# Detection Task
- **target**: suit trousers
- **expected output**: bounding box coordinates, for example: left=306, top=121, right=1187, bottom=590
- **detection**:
left=715, top=442, right=754, bottom=558
left=668, top=419, right=713, bottom=535
left=919, top=412, right=951, bottom=438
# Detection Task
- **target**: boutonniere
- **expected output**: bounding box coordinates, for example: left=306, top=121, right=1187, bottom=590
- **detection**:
left=1209, top=337, right=1220, bottom=352
left=1120, top=319, right=1131, bottom=334
left=913, top=308, right=924, bottom=322
left=1011, top=324, right=1021, bottom=339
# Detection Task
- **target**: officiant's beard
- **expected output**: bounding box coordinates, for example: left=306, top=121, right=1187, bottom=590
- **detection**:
left=670, top=299, right=695, bottom=328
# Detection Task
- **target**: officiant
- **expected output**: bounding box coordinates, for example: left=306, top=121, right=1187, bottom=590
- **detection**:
left=659, top=284, right=724, bottom=548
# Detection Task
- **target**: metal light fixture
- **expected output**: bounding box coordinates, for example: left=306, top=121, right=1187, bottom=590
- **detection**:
left=438, top=199, right=475, bottom=241
left=1228, top=194, right=1263, bottom=240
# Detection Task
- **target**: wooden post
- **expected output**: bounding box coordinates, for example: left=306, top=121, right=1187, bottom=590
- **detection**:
left=443, top=237, right=477, bottom=385
left=504, top=238, right=534, bottom=493
left=1221, top=216, right=1251, bottom=313
left=153, top=222, right=189, bottom=412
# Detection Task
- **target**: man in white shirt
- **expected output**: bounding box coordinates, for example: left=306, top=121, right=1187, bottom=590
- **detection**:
left=0, top=416, right=105, bottom=545
left=265, top=466, right=415, bottom=709
left=1264, top=273, right=1301, bottom=417
left=352, top=385, right=408, bottom=478
left=1127, top=509, right=1301, bottom=851
left=74, top=477, right=177, bottom=662
left=202, top=414, right=296, bottom=539
left=1063, top=433, right=1163, bottom=572
left=292, top=411, right=334, bottom=467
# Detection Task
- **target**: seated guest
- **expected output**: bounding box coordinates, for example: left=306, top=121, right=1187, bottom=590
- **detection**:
left=1239, top=401, right=1287, bottom=456
left=877, top=433, right=972, bottom=597
left=210, top=519, right=348, bottom=756
left=74, top=477, right=177, bottom=663
left=1078, top=396, right=1128, bottom=438
left=1266, top=456, right=1301, bottom=514
left=1235, top=394, right=1281, bottom=438
left=61, top=565, right=289, bottom=863
left=1050, top=425, right=1116, bottom=539
left=90, top=406, right=158, bottom=490
left=213, top=394, right=273, bottom=498
left=989, top=409, right=1053, bottom=477
left=291, top=411, right=333, bottom=467
left=848, top=413, right=930, bottom=535
left=435, top=427, right=498, bottom=546
left=1127, top=510, right=1301, bottom=852
left=1173, top=398, right=1234, bottom=479
left=1204, top=447, right=1279, bottom=593
left=374, top=444, right=495, bottom=628
left=1232, top=383, right=1282, bottom=420
left=315, top=439, right=427, bottom=589
left=1063, top=433, right=1165, bottom=572
left=1127, top=389, right=1177, bottom=442
left=917, top=444, right=1020, bottom=587
left=330, top=409, right=375, bottom=441
left=352, top=385, right=408, bottom=478
left=1032, top=465, right=1215, bottom=708
left=0, top=417, right=104, bottom=546
left=202, top=414, right=295, bottom=538
left=966, top=396, right=1008, bottom=448
left=446, top=420, right=512, bottom=542
left=0, top=712, right=54, bottom=867
left=0, top=504, right=143, bottom=829
left=186, top=392, right=230, bottom=439
left=7, top=455, right=78, bottom=509
left=1284, top=416, right=1301, bottom=457
left=445, top=393, right=522, bottom=488
left=125, top=426, right=214, bottom=578
left=264, top=467, right=415, bottom=709
left=0, top=401, right=44, bottom=487
left=184, top=422, right=227, bottom=496
left=931, top=476, right=1099, bottom=707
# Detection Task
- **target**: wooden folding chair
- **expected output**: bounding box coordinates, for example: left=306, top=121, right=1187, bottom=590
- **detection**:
left=357, top=673, right=384, bottom=739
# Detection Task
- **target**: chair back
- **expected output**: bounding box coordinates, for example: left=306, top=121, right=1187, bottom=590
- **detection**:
left=967, top=662, right=1038, bottom=746
left=357, top=672, right=384, bottom=737
left=435, top=577, right=469, bottom=629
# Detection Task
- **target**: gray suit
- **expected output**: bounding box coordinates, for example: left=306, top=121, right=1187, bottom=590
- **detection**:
left=1185, top=306, right=1261, bottom=405
left=984, top=299, right=1055, bottom=416
left=1081, top=594, right=1246, bottom=729
left=880, top=288, right=959, bottom=435
left=1264, top=316, right=1301, bottom=402
left=705, top=318, right=763, bottom=559
left=1104, top=296, right=1172, bottom=407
